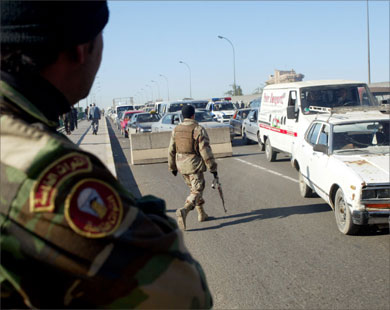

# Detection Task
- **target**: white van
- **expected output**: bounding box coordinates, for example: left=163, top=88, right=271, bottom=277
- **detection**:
left=258, top=80, right=378, bottom=162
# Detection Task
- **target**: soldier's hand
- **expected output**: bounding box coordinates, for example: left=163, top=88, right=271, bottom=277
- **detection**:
left=212, top=171, right=218, bottom=178
left=172, top=170, right=178, bottom=176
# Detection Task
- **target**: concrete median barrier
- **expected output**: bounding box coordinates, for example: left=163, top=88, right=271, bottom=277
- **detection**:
left=130, top=127, right=232, bottom=165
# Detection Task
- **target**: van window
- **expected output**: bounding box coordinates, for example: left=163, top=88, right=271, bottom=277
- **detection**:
left=300, top=84, right=378, bottom=114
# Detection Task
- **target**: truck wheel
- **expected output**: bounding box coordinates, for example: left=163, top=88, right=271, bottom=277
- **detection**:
left=334, top=188, right=358, bottom=235
left=242, top=128, right=250, bottom=145
left=299, top=171, right=312, bottom=198
left=257, top=132, right=265, bottom=151
left=265, top=138, right=277, bottom=162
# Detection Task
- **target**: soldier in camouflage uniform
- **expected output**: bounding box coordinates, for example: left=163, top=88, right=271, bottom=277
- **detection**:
left=0, top=2, right=212, bottom=308
left=168, top=105, right=218, bottom=230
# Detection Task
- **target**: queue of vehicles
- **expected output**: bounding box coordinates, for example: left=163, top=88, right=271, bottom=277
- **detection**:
left=151, top=110, right=235, bottom=140
left=107, top=81, right=389, bottom=235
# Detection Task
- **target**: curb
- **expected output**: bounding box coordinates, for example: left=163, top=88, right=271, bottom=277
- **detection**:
left=104, top=117, right=117, bottom=178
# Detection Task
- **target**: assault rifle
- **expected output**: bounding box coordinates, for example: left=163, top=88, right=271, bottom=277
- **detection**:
left=211, top=177, right=227, bottom=213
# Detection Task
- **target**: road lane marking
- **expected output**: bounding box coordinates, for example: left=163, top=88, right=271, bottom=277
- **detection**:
left=234, top=158, right=298, bottom=183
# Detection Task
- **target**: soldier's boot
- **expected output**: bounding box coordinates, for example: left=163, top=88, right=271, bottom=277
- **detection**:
left=196, top=205, right=209, bottom=222
left=176, top=207, right=190, bottom=230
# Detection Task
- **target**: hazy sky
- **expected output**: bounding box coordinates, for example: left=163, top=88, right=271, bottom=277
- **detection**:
left=84, top=1, right=389, bottom=109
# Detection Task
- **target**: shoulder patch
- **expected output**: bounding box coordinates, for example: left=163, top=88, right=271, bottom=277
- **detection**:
left=30, top=153, right=92, bottom=212
left=64, top=178, right=123, bottom=238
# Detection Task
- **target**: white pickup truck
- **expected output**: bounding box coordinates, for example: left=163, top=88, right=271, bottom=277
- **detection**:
left=291, top=106, right=390, bottom=234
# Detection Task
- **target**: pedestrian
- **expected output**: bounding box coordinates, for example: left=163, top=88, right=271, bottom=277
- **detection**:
left=63, top=111, right=74, bottom=134
left=168, top=105, right=218, bottom=230
left=72, top=106, right=78, bottom=129
left=0, top=2, right=212, bottom=309
left=89, top=103, right=100, bottom=134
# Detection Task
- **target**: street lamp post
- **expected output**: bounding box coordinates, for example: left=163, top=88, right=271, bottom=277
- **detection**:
left=366, top=0, right=371, bottom=84
left=218, top=35, right=237, bottom=95
left=145, top=84, right=154, bottom=102
left=151, top=80, right=160, bottom=100
left=159, top=74, right=170, bottom=101
left=179, top=60, right=192, bottom=99
left=141, top=88, right=148, bottom=103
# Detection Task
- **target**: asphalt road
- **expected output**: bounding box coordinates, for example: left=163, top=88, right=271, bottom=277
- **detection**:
left=108, top=120, right=389, bottom=310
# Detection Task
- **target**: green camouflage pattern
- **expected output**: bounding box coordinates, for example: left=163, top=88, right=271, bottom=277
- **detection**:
left=0, top=81, right=213, bottom=308
left=168, top=119, right=217, bottom=175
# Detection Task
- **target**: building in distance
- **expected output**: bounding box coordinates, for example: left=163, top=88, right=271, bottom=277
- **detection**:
left=266, top=69, right=304, bottom=85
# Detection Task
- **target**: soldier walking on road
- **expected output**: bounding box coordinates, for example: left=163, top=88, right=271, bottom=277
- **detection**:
left=168, top=105, right=218, bottom=230
left=0, top=1, right=212, bottom=308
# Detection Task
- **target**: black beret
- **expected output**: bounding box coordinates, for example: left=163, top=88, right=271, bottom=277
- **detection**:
left=1, top=1, right=109, bottom=48
left=182, top=105, right=195, bottom=118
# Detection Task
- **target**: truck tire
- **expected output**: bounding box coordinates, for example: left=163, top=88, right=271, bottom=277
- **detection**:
left=334, top=188, right=358, bottom=235
left=299, top=171, right=312, bottom=198
left=265, top=138, right=277, bottom=162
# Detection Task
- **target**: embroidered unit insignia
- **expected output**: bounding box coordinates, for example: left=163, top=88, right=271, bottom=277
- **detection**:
left=30, top=153, right=92, bottom=212
left=64, top=179, right=123, bottom=238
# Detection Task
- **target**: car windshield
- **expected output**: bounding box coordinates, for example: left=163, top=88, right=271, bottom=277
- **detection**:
left=332, top=120, right=390, bottom=153
left=249, top=99, right=261, bottom=108
left=195, top=111, right=214, bottom=122
left=215, top=102, right=235, bottom=111
left=137, top=114, right=161, bottom=123
left=168, top=103, right=189, bottom=112
left=301, top=84, right=378, bottom=114
left=117, top=105, right=134, bottom=113
left=191, top=101, right=208, bottom=109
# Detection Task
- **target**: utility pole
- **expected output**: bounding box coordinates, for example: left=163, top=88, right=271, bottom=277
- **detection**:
left=366, top=0, right=371, bottom=84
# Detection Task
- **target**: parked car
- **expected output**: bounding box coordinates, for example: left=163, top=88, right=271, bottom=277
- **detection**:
left=206, top=98, right=236, bottom=123
left=230, top=108, right=251, bottom=136
left=242, top=109, right=263, bottom=150
left=120, top=110, right=142, bottom=137
left=291, top=107, right=390, bottom=234
left=126, top=112, right=161, bottom=135
left=151, top=110, right=234, bottom=139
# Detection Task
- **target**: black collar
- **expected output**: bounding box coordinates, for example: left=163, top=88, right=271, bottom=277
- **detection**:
left=1, top=70, right=71, bottom=127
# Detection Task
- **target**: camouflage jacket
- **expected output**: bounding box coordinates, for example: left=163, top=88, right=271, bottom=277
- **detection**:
left=168, top=118, right=217, bottom=175
left=0, top=73, right=212, bottom=309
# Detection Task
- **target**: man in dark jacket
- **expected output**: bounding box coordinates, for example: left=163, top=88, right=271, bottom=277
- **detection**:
left=89, top=103, right=100, bottom=134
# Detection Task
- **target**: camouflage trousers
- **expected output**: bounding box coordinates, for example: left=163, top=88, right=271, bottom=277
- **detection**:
left=182, top=172, right=205, bottom=210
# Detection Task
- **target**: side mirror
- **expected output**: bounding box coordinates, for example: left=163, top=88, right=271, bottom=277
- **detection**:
left=249, top=117, right=255, bottom=122
left=313, top=144, right=328, bottom=154
left=173, top=119, right=179, bottom=125
left=287, top=106, right=297, bottom=119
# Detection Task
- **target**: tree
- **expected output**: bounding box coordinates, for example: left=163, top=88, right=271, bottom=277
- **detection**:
left=225, top=84, right=243, bottom=96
